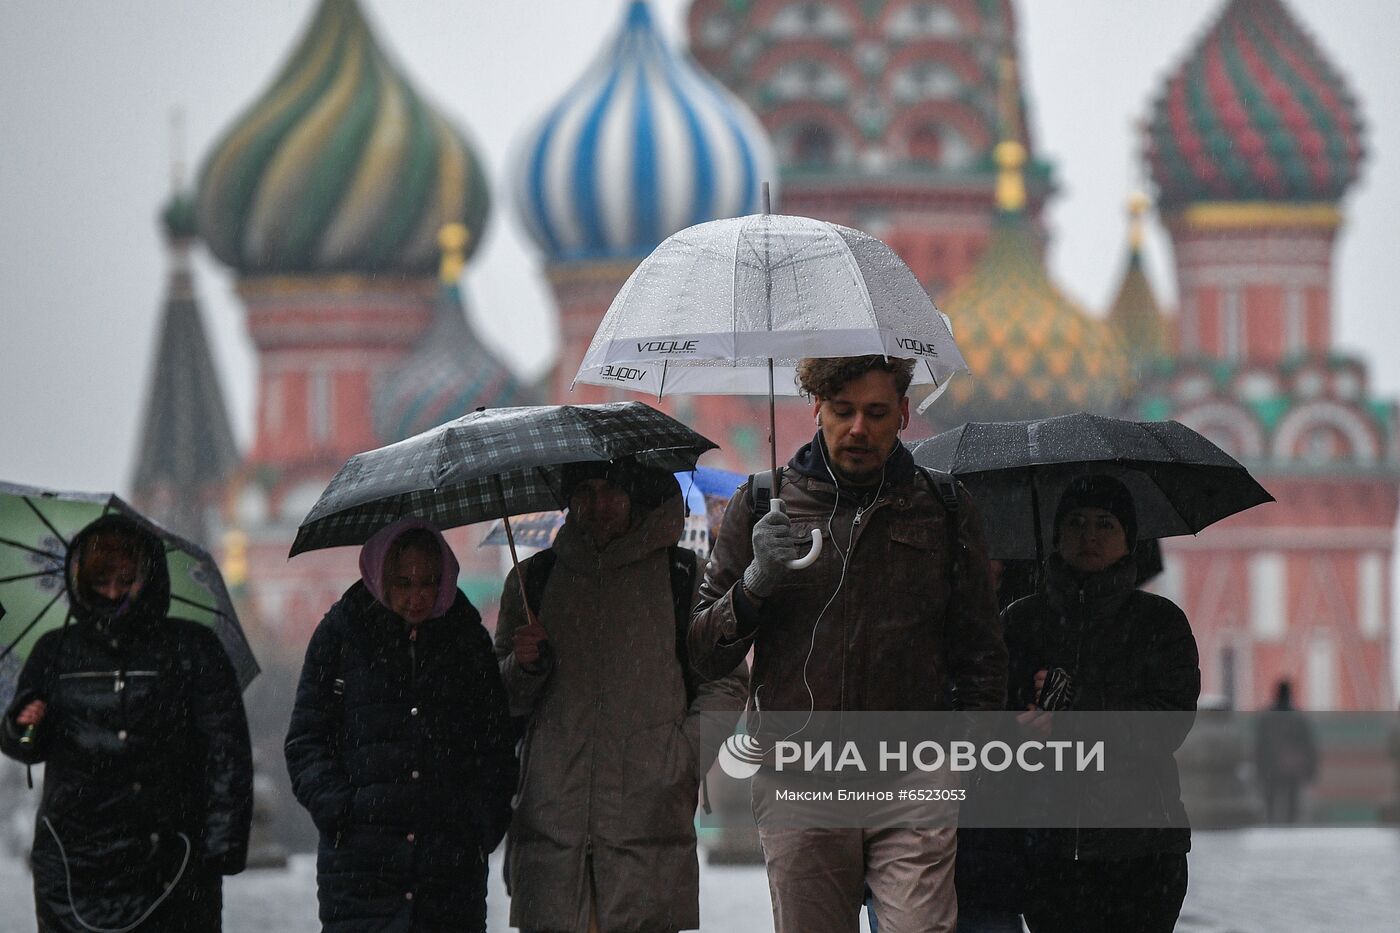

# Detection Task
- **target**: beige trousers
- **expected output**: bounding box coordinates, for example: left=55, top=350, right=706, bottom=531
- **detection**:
left=756, top=824, right=958, bottom=933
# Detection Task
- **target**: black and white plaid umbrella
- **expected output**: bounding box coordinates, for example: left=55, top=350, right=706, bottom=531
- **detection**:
left=289, top=402, right=717, bottom=556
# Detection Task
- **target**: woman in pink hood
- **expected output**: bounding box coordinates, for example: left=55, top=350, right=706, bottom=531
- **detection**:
left=285, top=519, right=517, bottom=933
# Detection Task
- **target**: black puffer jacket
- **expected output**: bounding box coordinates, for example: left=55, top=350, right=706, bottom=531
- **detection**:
left=0, top=514, right=252, bottom=933
left=285, top=581, right=517, bottom=933
left=1003, top=554, right=1200, bottom=861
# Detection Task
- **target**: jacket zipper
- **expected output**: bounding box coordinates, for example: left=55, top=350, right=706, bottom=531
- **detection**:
left=583, top=833, right=595, bottom=932
left=583, top=561, right=603, bottom=912
left=1073, top=589, right=1086, bottom=862
left=842, top=493, right=888, bottom=715
left=408, top=625, right=419, bottom=871
left=583, top=560, right=603, bottom=930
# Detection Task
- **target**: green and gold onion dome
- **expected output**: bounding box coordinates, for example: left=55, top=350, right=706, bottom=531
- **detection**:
left=1146, top=0, right=1364, bottom=207
left=195, top=0, right=489, bottom=276
left=373, top=225, right=532, bottom=443
left=935, top=141, right=1128, bottom=425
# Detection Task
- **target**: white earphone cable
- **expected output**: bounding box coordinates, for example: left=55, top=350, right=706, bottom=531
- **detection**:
left=780, top=437, right=887, bottom=743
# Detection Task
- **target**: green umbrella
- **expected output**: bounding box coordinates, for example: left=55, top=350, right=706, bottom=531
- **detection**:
left=0, top=481, right=258, bottom=711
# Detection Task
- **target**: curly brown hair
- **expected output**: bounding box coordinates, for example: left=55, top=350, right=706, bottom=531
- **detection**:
left=795, top=355, right=916, bottom=399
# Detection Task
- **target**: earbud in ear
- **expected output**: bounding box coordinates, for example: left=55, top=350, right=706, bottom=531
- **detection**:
left=816, top=414, right=823, bottom=428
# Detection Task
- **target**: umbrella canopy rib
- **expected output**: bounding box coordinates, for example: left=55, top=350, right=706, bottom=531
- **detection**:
left=0, top=538, right=62, bottom=560
left=0, top=594, right=65, bottom=664
left=0, top=571, right=59, bottom=585
left=22, top=497, right=70, bottom=549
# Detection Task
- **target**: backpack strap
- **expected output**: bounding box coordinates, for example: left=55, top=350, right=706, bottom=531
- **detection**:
left=747, top=469, right=781, bottom=527
left=522, top=548, right=558, bottom=624
left=918, top=466, right=960, bottom=516
left=667, top=545, right=701, bottom=708
left=919, top=466, right=974, bottom=710
left=917, top=466, right=961, bottom=576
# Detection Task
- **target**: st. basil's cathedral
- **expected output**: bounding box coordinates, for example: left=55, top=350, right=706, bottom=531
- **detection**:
left=129, top=0, right=1397, bottom=712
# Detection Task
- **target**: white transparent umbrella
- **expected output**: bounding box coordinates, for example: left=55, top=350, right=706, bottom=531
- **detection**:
left=573, top=191, right=966, bottom=568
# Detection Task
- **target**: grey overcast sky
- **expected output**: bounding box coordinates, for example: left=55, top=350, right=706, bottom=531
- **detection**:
left=1, top=0, right=1396, bottom=494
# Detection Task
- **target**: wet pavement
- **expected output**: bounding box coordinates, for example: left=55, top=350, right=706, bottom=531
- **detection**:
left=1, top=828, right=1396, bottom=931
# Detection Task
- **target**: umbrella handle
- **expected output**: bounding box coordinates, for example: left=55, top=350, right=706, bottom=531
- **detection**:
left=771, top=498, right=823, bottom=570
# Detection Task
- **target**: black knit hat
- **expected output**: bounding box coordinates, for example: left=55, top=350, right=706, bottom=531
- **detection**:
left=560, top=458, right=679, bottom=513
left=1052, top=474, right=1138, bottom=551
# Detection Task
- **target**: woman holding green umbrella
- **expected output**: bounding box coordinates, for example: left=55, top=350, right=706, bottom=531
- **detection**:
left=1, top=513, right=253, bottom=932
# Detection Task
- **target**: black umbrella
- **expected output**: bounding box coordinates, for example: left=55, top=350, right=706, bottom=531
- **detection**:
left=291, top=402, right=717, bottom=556
left=913, top=412, right=1274, bottom=562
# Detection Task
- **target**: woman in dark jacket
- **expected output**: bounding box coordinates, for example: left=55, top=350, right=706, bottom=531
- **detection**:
left=285, top=518, right=517, bottom=933
left=1003, top=475, right=1200, bottom=933
left=0, top=514, right=252, bottom=932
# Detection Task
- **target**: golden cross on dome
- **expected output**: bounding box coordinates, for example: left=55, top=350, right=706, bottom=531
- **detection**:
left=439, top=223, right=470, bottom=284
left=995, top=55, right=1026, bottom=214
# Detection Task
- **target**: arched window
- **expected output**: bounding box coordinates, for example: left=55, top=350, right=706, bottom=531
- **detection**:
left=771, top=60, right=850, bottom=101
left=309, top=370, right=333, bottom=444
left=1179, top=402, right=1268, bottom=461
left=905, top=122, right=973, bottom=169
left=908, top=124, right=944, bottom=164
left=892, top=61, right=962, bottom=103
left=772, top=2, right=854, bottom=39
left=793, top=123, right=835, bottom=167
left=699, top=13, right=733, bottom=47
left=886, top=2, right=961, bottom=39
left=1300, top=426, right=1347, bottom=464
left=1274, top=403, right=1379, bottom=466
left=1221, top=288, right=1244, bottom=360
left=1285, top=288, right=1306, bottom=354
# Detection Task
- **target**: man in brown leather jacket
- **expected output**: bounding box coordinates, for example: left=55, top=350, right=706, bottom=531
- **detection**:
left=690, top=355, right=1006, bottom=933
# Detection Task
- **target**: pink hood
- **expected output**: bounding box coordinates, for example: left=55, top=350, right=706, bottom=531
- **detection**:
left=358, top=518, right=461, bottom=619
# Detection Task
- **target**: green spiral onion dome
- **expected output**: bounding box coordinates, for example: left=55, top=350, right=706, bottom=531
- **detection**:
left=195, top=0, right=490, bottom=276
left=1146, top=0, right=1364, bottom=207
left=373, top=226, right=533, bottom=443
left=373, top=282, right=533, bottom=443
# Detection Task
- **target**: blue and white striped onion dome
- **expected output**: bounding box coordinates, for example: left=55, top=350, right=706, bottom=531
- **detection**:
left=513, top=0, right=776, bottom=262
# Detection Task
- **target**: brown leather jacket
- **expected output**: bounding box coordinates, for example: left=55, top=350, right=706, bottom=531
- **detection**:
left=690, top=438, right=1006, bottom=713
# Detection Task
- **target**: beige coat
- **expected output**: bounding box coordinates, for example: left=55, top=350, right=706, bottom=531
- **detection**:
left=495, top=493, right=748, bottom=933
